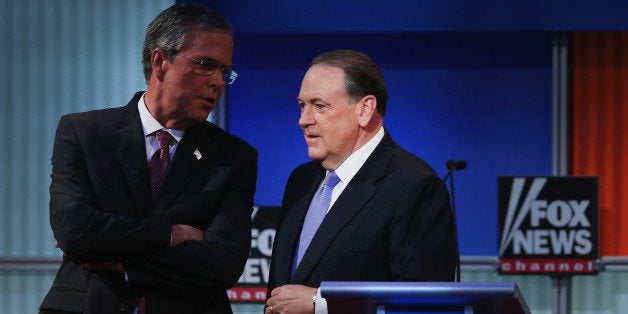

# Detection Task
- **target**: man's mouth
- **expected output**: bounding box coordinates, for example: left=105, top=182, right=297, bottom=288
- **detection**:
left=304, top=132, right=321, bottom=141
left=202, top=97, right=216, bottom=104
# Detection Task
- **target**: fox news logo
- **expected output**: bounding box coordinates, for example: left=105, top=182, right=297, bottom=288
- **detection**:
left=229, top=206, right=279, bottom=303
left=498, top=177, right=598, bottom=274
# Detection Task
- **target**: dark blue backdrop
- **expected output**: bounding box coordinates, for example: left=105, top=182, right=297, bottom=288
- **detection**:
left=188, top=1, right=628, bottom=255
left=204, top=0, right=628, bottom=32
left=225, top=32, right=552, bottom=256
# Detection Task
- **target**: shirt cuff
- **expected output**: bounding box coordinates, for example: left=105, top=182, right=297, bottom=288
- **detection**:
left=315, top=287, right=328, bottom=314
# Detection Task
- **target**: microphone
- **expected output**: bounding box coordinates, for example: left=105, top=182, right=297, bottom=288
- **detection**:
left=446, top=159, right=467, bottom=171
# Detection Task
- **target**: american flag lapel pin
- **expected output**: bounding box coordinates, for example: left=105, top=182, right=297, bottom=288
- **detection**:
left=193, top=148, right=202, bottom=160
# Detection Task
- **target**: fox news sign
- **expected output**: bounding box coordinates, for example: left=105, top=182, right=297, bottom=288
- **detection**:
left=228, top=206, right=279, bottom=303
left=498, top=176, right=598, bottom=274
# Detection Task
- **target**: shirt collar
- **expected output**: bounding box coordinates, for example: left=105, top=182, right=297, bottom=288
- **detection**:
left=334, top=126, right=385, bottom=184
left=137, top=93, right=184, bottom=141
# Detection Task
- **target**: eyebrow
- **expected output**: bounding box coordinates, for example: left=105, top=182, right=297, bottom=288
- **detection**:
left=298, top=97, right=325, bottom=104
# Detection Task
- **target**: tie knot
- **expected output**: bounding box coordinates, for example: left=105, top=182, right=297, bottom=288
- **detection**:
left=155, top=130, right=172, bottom=149
left=324, top=170, right=341, bottom=188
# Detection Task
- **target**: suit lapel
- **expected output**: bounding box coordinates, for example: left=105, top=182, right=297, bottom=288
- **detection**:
left=113, top=97, right=152, bottom=216
left=276, top=170, right=324, bottom=285
left=291, top=133, right=396, bottom=283
left=152, top=124, right=217, bottom=215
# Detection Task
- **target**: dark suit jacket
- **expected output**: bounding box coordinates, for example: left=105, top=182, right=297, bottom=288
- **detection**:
left=268, top=130, right=457, bottom=293
left=40, top=92, right=257, bottom=314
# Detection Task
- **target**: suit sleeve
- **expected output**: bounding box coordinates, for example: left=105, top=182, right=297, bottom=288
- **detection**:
left=49, top=115, right=172, bottom=261
left=389, top=174, right=458, bottom=281
left=123, top=145, right=258, bottom=291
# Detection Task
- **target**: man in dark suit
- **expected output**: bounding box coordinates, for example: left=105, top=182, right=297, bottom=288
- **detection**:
left=266, top=50, right=458, bottom=314
left=39, top=3, right=257, bottom=314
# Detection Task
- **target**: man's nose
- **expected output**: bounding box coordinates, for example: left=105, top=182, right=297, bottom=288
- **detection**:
left=299, top=106, right=314, bottom=127
left=207, top=71, right=226, bottom=89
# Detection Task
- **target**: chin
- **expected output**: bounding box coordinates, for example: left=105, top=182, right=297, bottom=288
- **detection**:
left=307, top=148, right=327, bottom=161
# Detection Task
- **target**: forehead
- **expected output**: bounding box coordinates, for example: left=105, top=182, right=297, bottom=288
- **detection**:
left=299, top=65, right=346, bottom=101
left=180, top=29, right=233, bottom=60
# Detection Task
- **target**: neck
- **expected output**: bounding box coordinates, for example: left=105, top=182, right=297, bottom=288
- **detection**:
left=143, top=88, right=185, bottom=129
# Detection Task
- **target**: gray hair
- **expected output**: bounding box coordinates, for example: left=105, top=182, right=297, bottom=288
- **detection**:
left=141, top=2, right=233, bottom=82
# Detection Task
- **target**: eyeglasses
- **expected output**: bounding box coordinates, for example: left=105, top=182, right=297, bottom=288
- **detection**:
left=176, top=54, right=238, bottom=85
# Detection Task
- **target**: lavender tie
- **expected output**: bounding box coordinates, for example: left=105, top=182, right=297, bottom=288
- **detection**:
left=148, top=130, right=172, bottom=193
left=294, top=171, right=341, bottom=270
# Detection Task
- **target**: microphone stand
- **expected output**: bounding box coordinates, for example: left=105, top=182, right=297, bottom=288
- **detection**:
left=445, top=160, right=466, bottom=282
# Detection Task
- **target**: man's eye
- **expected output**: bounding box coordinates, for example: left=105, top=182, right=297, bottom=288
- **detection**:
left=199, top=60, right=219, bottom=70
left=315, top=104, right=325, bottom=110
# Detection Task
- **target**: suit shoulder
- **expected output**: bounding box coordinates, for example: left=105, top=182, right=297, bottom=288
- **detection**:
left=280, top=160, right=322, bottom=214
left=289, top=160, right=321, bottom=179
left=61, top=106, right=127, bottom=124
left=59, top=92, right=142, bottom=127
left=284, top=161, right=322, bottom=194
left=389, top=144, right=440, bottom=178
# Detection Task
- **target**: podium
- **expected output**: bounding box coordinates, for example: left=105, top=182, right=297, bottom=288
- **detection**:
left=320, top=282, right=530, bottom=314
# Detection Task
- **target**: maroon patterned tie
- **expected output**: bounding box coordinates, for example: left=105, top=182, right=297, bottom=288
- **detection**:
left=141, top=130, right=172, bottom=313
left=148, top=130, right=172, bottom=193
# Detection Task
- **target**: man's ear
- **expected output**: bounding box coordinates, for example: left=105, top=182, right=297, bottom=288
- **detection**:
left=150, top=48, right=169, bottom=81
left=356, top=95, right=378, bottom=127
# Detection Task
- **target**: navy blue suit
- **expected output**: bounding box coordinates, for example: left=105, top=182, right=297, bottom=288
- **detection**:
left=268, top=131, right=457, bottom=293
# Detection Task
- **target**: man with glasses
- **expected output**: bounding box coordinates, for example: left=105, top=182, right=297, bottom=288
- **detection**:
left=40, top=3, right=256, bottom=314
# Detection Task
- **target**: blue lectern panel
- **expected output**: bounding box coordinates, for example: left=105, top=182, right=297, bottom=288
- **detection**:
left=320, top=282, right=530, bottom=314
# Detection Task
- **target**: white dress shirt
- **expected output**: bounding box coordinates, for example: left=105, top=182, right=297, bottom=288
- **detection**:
left=315, top=126, right=385, bottom=314
left=137, top=93, right=184, bottom=161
